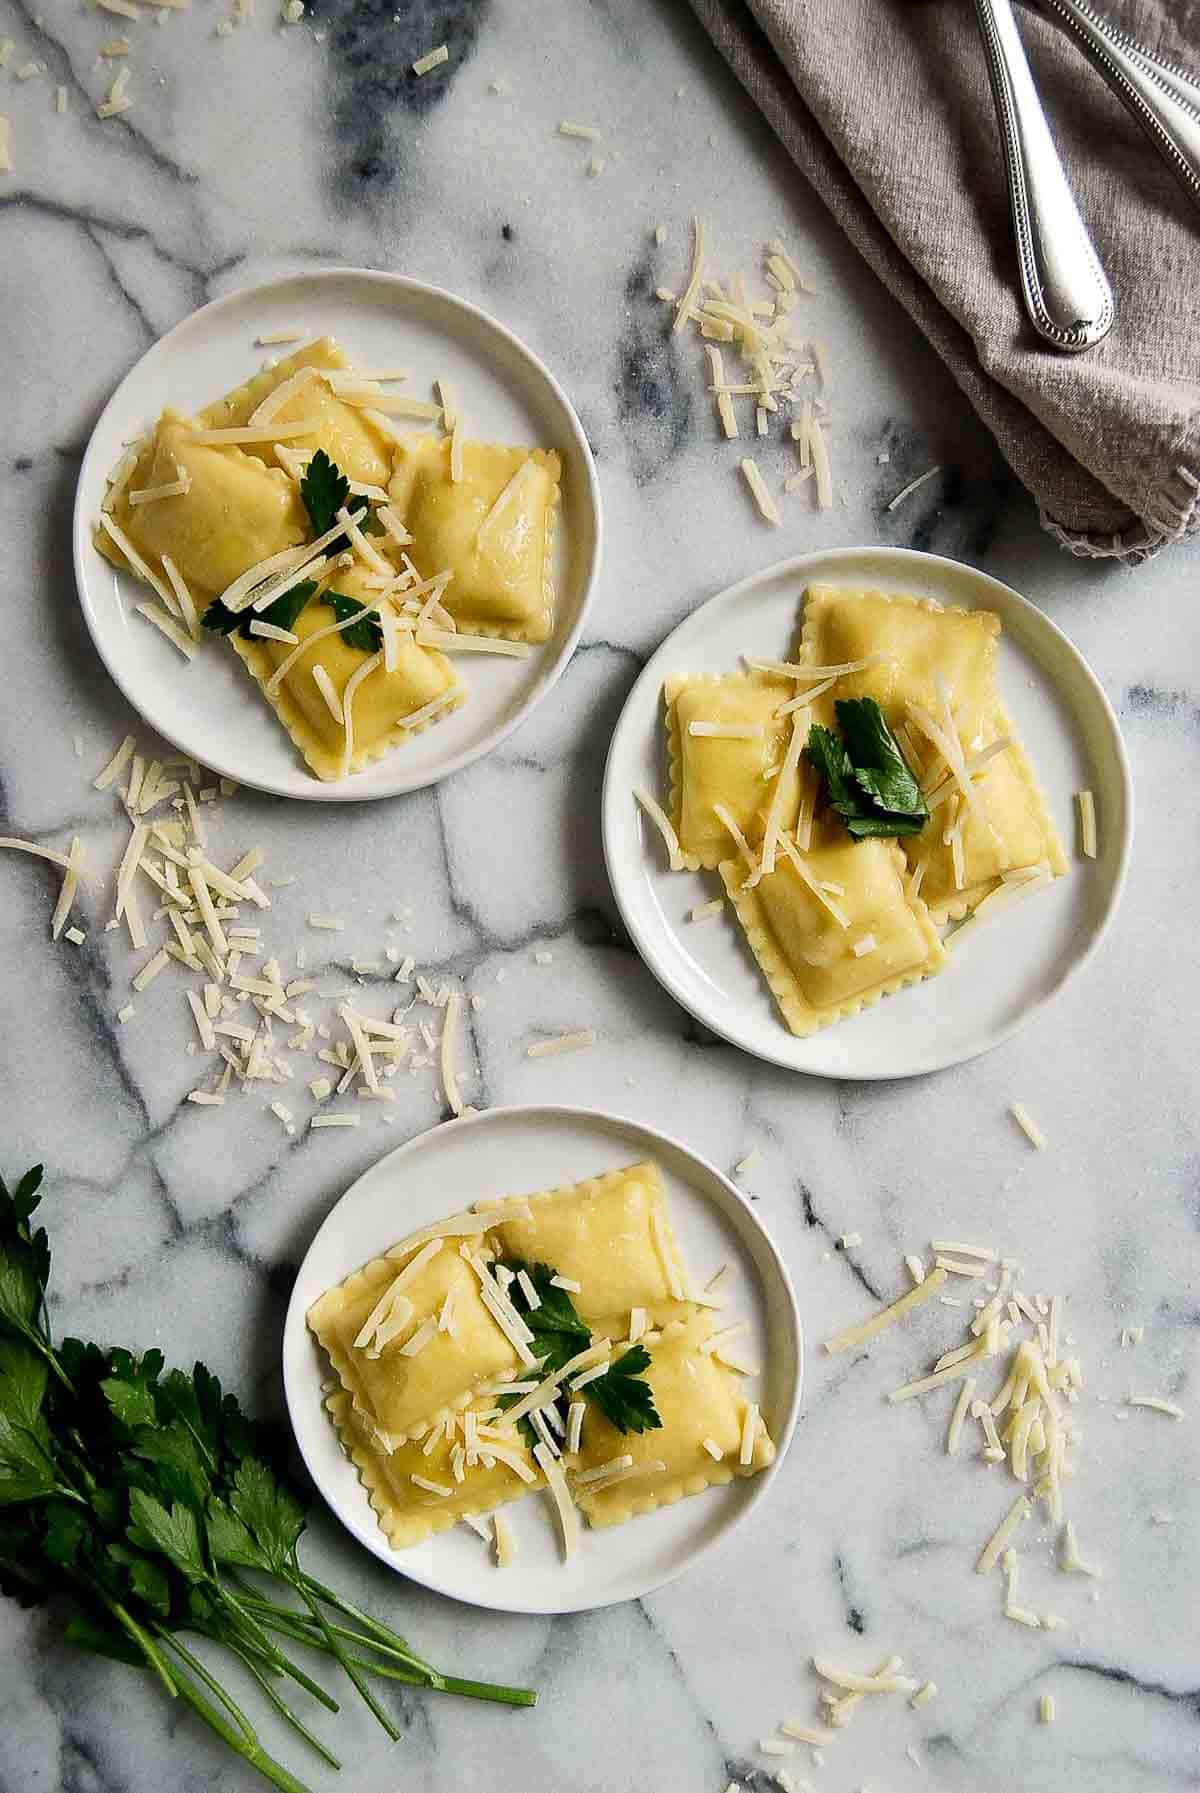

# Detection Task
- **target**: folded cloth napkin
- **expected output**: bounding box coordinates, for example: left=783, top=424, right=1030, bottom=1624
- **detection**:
left=689, top=0, right=1200, bottom=562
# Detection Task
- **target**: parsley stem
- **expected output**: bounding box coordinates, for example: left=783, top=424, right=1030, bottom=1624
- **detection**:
left=227, top=1641, right=342, bottom=1772
left=215, top=1584, right=338, bottom=1713
left=83, top=1579, right=179, bottom=1702
left=167, top=1664, right=316, bottom=1793
left=293, top=1570, right=422, bottom=1661
left=290, top=1551, right=400, bottom=1743
left=353, top=1658, right=539, bottom=1708
left=159, top=1631, right=259, bottom=1752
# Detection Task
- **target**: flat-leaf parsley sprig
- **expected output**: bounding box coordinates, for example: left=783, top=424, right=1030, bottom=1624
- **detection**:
left=0, top=1164, right=535, bottom=1793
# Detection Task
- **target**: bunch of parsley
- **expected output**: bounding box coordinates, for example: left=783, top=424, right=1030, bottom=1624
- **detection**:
left=804, top=697, right=929, bottom=840
left=0, top=1166, right=534, bottom=1793
left=201, top=450, right=383, bottom=652
left=499, top=1261, right=662, bottom=1437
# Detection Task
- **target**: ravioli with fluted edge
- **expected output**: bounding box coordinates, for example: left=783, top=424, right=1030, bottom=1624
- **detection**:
left=634, top=581, right=1070, bottom=1036
left=93, top=334, right=564, bottom=780
left=307, top=1170, right=775, bottom=1565
left=229, top=563, right=462, bottom=783
left=665, top=671, right=802, bottom=869
left=485, top=1160, right=695, bottom=1338
left=571, top=1315, right=774, bottom=1529
left=720, top=817, right=945, bottom=1036
left=387, top=435, right=560, bottom=642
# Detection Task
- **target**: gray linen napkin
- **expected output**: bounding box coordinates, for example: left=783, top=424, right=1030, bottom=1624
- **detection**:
left=688, top=0, right=1200, bottom=562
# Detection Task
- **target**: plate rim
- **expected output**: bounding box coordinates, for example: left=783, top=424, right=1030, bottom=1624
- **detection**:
left=72, top=265, right=603, bottom=803
left=601, top=544, right=1134, bottom=1081
left=281, top=1102, right=804, bottom=1616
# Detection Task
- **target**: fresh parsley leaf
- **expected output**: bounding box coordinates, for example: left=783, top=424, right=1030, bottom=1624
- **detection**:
left=43, top=1502, right=90, bottom=1569
left=501, top=1261, right=591, bottom=1378
left=133, top=1420, right=213, bottom=1508
left=202, top=578, right=318, bottom=642
left=0, top=1337, right=48, bottom=1432
left=204, top=1496, right=272, bottom=1573
left=126, top=1488, right=208, bottom=1583
left=8, top=1166, right=44, bottom=1230
left=835, top=698, right=927, bottom=820
left=105, top=1542, right=173, bottom=1617
left=584, top=1344, right=661, bottom=1436
left=0, top=1409, right=59, bottom=1504
left=227, top=1457, right=305, bottom=1574
left=0, top=1510, right=56, bottom=1607
left=300, top=448, right=350, bottom=539
left=0, top=1165, right=50, bottom=1348
left=322, top=592, right=383, bottom=655
left=101, top=1349, right=163, bottom=1432
left=804, top=703, right=928, bottom=841
left=804, top=725, right=860, bottom=818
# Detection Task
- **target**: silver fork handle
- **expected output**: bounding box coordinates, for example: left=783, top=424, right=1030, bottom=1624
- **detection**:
left=1023, top=0, right=1200, bottom=208
left=973, top=0, right=1115, bottom=351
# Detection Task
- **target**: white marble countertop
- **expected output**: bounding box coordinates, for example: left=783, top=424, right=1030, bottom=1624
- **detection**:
left=2, top=3, right=1197, bottom=1790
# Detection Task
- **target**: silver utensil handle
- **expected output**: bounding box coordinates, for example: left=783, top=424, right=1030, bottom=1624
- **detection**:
left=1026, top=0, right=1200, bottom=207
left=973, top=0, right=1115, bottom=351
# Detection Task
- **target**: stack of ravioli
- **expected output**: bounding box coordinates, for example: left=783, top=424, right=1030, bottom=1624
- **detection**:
left=95, top=338, right=561, bottom=781
left=661, top=585, right=1067, bottom=1036
left=308, top=1161, right=773, bottom=1557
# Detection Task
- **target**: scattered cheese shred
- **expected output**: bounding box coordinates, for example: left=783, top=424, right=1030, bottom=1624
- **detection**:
left=886, top=465, right=942, bottom=511
left=1010, top=1102, right=1048, bottom=1151
left=412, top=43, right=449, bottom=75
left=740, top=456, right=780, bottom=525
left=1126, top=1394, right=1184, bottom=1420
left=534, top=1440, right=579, bottom=1557
left=1076, top=788, right=1097, bottom=859
left=492, top=1510, right=515, bottom=1567
left=977, top=1494, right=1032, bottom=1573
left=310, top=1114, right=361, bottom=1129
left=526, top=1030, right=597, bottom=1058
left=633, top=786, right=684, bottom=871
left=824, top=1265, right=949, bottom=1354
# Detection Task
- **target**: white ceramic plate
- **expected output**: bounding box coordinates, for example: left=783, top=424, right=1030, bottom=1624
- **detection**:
left=73, top=269, right=601, bottom=801
left=282, top=1106, right=801, bottom=1615
left=602, top=547, right=1131, bottom=1080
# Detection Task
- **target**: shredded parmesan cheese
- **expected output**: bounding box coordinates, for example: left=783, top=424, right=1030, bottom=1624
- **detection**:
left=1076, top=788, right=1097, bottom=859
left=740, top=456, right=780, bottom=524
left=634, top=786, right=685, bottom=871
left=526, top=1030, right=597, bottom=1058
left=1010, top=1103, right=1048, bottom=1151
left=412, top=43, right=449, bottom=75
left=824, top=1265, right=949, bottom=1354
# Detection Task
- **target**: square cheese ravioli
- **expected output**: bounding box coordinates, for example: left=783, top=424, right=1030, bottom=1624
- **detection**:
left=197, top=336, right=395, bottom=488
left=796, top=584, right=1000, bottom=734
left=720, top=817, right=945, bottom=1036
left=388, top=436, right=560, bottom=642
left=326, top=1390, right=541, bottom=1550
left=487, top=1162, right=694, bottom=1337
left=96, top=410, right=309, bottom=597
left=905, top=707, right=1068, bottom=921
left=572, top=1315, right=775, bottom=1528
left=665, top=672, right=802, bottom=869
left=307, top=1237, right=522, bottom=1446
left=230, top=564, right=462, bottom=782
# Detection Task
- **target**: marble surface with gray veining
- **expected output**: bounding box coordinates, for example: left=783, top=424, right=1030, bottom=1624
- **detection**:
left=1, top=2, right=1198, bottom=1789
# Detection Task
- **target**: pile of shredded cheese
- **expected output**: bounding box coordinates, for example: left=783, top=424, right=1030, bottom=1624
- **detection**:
left=0, top=736, right=497, bottom=1130
left=656, top=216, right=834, bottom=520
left=825, top=1237, right=1109, bottom=1637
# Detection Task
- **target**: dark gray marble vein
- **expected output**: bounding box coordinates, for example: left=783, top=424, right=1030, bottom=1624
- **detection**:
left=613, top=247, right=694, bottom=486
left=311, top=0, right=490, bottom=205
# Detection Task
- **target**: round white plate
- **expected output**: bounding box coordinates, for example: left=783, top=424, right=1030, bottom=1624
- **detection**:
left=282, top=1106, right=801, bottom=1615
left=73, top=269, right=601, bottom=801
left=602, top=547, right=1131, bottom=1080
